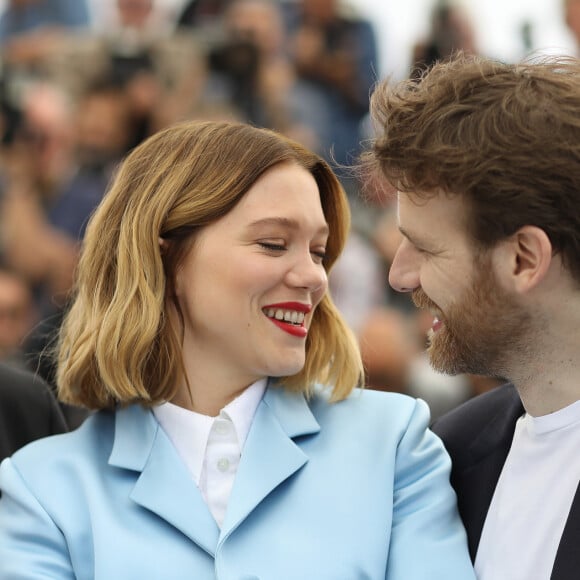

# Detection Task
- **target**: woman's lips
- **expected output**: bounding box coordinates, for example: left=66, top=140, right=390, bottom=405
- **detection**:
left=262, top=302, right=312, bottom=338
left=268, top=317, right=308, bottom=338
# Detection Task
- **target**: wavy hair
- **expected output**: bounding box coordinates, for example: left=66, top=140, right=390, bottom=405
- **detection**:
left=57, top=120, right=363, bottom=409
left=361, top=52, right=580, bottom=282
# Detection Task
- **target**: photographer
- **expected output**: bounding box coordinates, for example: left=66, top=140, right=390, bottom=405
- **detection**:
left=206, top=0, right=325, bottom=153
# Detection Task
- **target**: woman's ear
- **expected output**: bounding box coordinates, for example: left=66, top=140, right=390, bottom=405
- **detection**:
left=505, top=226, right=553, bottom=294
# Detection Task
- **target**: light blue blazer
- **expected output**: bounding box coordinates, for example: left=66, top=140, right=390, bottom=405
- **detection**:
left=0, top=385, right=475, bottom=579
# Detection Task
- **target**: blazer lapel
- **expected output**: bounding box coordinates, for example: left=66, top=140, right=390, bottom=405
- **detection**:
left=220, top=386, right=320, bottom=538
left=108, top=405, right=220, bottom=556
left=453, top=386, right=524, bottom=560
left=551, top=481, right=580, bottom=580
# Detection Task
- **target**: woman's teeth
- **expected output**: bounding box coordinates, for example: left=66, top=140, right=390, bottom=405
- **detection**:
left=265, top=309, right=305, bottom=325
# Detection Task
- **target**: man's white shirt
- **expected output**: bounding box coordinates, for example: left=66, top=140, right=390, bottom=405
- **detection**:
left=475, top=399, right=580, bottom=580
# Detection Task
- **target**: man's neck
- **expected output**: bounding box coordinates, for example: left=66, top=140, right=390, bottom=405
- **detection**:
left=512, top=343, right=580, bottom=417
left=509, top=277, right=580, bottom=417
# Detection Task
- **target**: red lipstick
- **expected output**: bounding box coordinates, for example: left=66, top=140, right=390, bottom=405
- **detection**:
left=263, top=302, right=312, bottom=338
left=263, top=302, right=312, bottom=313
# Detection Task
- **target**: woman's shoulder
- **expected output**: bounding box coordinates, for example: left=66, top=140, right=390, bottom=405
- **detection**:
left=309, top=386, right=431, bottom=433
left=317, top=384, right=424, bottom=411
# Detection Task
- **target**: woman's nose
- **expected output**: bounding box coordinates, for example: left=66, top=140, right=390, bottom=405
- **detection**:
left=286, top=253, right=328, bottom=292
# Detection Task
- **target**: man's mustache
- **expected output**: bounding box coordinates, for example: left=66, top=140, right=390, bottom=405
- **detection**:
left=412, top=288, right=435, bottom=310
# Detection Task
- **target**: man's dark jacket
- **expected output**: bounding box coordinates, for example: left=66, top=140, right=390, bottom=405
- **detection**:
left=432, top=383, right=580, bottom=580
left=0, top=364, right=67, bottom=463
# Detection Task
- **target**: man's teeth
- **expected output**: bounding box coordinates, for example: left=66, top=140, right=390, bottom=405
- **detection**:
left=265, top=308, right=305, bottom=325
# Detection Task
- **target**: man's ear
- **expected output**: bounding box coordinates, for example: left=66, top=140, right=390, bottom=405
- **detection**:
left=502, top=226, right=553, bottom=294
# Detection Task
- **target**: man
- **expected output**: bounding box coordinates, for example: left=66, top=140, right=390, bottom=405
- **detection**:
left=0, top=363, right=67, bottom=463
left=364, top=53, right=580, bottom=580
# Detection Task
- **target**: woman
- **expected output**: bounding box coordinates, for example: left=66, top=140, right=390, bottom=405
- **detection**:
left=0, top=121, right=475, bottom=579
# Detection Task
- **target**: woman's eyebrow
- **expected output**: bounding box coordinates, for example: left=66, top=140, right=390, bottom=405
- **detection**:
left=248, top=217, right=329, bottom=235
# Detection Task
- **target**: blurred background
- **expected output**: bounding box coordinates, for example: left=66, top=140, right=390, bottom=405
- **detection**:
left=347, top=0, right=577, bottom=79
left=0, top=0, right=576, bottom=427
left=79, top=0, right=579, bottom=79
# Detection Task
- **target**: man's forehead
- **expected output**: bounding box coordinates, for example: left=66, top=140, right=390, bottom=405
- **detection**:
left=396, top=191, right=471, bottom=239
left=397, top=190, right=469, bottom=215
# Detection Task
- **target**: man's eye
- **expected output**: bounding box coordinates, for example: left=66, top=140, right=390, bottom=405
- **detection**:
left=412, top=243, right=429, bottom=255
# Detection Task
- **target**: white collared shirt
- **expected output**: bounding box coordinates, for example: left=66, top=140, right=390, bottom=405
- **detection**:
left=153, top=378, right=267, bottom=527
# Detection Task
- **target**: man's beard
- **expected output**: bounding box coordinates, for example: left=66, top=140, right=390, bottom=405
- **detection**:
left=412, top=261, right=533, bottom=379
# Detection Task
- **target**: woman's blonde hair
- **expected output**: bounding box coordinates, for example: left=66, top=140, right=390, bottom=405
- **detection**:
left=57, top=120, right=363, bottom=409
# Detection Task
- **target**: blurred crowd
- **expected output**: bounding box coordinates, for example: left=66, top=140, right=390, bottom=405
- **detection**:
left=0, top=0, right=577, bottom=426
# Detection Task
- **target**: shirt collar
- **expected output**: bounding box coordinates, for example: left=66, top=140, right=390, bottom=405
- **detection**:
left=222, top=377, right=267, bottom=448
left=152, top=378, right=267, bottom=485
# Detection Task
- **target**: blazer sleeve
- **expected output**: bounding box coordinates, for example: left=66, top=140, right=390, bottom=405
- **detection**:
left=0, top=458, right=75, bottom=579
left=386, top=398, right=476, bottom=580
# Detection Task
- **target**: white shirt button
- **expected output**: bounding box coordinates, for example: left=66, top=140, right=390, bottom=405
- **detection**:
left=217, top=457, right=230, bottom=472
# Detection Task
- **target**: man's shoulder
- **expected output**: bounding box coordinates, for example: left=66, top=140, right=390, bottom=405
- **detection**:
left=432, top=383, right=523, bottom=457
left=0, top=364, right=64, bottom=424
left=0, top=364, right=49, bottom=400
left=433, top=383, right=520, bottom=429
left=0, top=364, right=68, bottom=462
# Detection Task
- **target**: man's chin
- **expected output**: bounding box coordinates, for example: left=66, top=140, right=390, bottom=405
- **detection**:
left=428, top=356, right=463, bottom=376
left=427, top=340, right=467, bottom=376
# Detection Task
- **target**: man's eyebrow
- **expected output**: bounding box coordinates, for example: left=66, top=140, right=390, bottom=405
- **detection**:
left=398, top=226, right=424, bottom=246
left=248, top=217, right=329, bottom=235
left=399, top=226, right=442, bottom=253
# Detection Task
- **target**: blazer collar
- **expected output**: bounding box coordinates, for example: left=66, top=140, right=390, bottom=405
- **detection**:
left=107, top=385, right=320, bottom=552
left=219, top=384, right=320, bottom=538
left=262, top=381, right=321, bottom=437
left=451, top=384, right=524, bottom=560
left=108, top=404, right=158, bottom=471
left=107, top=385, right=321, bottom=468
left=468, top=383, right=524, bottom=463
left=109, top=403, right=220, bottom=555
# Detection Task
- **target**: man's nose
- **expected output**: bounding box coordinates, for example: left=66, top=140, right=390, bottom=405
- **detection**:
left=388, top=240, right=420, bottom=293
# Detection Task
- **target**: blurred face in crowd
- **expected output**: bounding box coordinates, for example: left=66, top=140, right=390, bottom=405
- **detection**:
left=173, top=161, right=329, bottom=389
left=389, top=192, right=531, bottom=378
left=117, top=0, right=153, bottom=28
left=301, top=0, right=337, bottom=23
left=225, top=0, right=285, bottom=55
left=566, top=0, right=580, bottom=43
left=75, top=89, right=132, bottom=171
left=0, top=272, right=35, bottom=358
left=9, top=0, right=40, bottom=7
left=19, top=83, right=75, bottom=193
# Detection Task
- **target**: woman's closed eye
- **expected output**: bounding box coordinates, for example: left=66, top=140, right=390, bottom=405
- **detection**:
left=258, top=241, right=327, bottom=263
left=311, top=248, right=327, bottom=263
left=259, top=241, right=286, bottom=252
